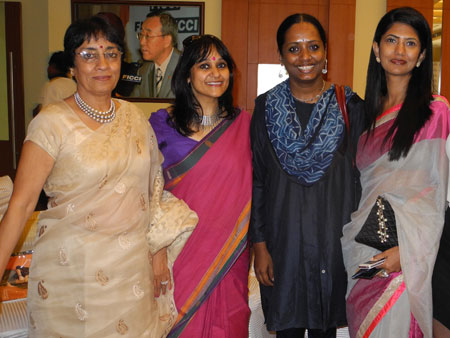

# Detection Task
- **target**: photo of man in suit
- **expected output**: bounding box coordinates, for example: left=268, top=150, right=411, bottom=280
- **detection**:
left=130, top=12, right=181, bottom=98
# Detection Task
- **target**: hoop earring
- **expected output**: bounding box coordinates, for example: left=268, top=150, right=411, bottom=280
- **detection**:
left=322, top=59, right=328, bottom=74
left=376, top=56, right=381, bottom=63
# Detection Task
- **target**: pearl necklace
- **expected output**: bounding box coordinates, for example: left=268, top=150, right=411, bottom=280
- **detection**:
left=74, top=92, right=116, bottom=123
left=292, top=80, right=326, bottom=103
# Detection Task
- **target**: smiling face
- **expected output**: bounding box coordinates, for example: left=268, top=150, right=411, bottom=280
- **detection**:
left=280, top=22, right=326, bottom=85
left=188, top=46, right=230, bottom=104
left=72, top=35, right=121, bottom=98
left=373, top=22, right=425, bottom=78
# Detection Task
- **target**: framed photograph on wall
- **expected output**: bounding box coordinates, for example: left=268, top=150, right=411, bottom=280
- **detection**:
left=71, top=0, right=205, bottom=102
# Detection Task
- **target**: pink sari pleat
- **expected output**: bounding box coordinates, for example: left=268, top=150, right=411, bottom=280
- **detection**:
left=166, top=111, right=252, bottom=337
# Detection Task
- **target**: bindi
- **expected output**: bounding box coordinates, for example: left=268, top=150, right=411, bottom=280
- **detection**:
left=99, top=45, right=103, bottom=49
left=211, top=56, right=216, bottom=61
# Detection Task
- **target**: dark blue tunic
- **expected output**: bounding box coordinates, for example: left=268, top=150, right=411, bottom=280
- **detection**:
left=249, top=91, right=365, bottom=331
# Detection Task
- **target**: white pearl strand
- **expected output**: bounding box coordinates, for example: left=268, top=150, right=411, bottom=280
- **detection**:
left=74, top=92, right=116, bottom=123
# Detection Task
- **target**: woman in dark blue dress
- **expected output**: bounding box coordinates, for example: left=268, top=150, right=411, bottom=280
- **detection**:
left=249, top=13, right=365, bottom=338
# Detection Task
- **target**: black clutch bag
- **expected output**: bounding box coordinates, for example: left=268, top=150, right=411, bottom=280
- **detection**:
left=355, top=196, right=398, bottom=252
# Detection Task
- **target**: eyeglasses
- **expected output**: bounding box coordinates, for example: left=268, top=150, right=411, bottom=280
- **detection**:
left=182, top=34, right=218, bottom=48
left=136, top=31, right=166, bottom=41
left=76, top=48, right=123, bottom=63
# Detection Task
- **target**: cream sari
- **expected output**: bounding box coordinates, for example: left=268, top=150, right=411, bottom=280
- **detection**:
left=25, top=99, right=197, bottom=337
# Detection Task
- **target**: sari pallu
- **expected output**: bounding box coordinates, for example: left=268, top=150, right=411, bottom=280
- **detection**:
left=24, top=100, right=196, bottom=337
left=165, top=111, right=252, bottom=337
left=342, top=96, right=450, bottom=338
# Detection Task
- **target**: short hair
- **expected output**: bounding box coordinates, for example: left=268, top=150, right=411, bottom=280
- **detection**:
left=95, top=12, right=125, bottom=41
left=48, top=51, right=71, bottom=79
left=146, top=12, right=178, bottom=49
left=364, top=7, right=433, bottom=160
left=64, top=15, right=125, bottom=68
left=170, top=35, right=237, bottom=136
left=277, top=13, right=327, bottom=55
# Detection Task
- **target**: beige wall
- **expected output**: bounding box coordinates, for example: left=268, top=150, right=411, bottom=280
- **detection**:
left=10, top=0, right=49, bottom=128
left=353, top=0, right=386, bottom=98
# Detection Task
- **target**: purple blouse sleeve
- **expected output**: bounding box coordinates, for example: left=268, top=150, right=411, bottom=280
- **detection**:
left=149, top=109, right=197, bottom=169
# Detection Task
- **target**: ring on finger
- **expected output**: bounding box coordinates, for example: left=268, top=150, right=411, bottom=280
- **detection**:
left=160, top=280, right=169, bottom=286
left=379, top=269, right=389, bottom=278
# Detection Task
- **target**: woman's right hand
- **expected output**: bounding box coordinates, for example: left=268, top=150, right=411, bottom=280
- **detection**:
left=152, top=247, right=172, bottom=297
left=373, top=245, right=401, bottom=274
left=253, top=242, right=274, bottom=287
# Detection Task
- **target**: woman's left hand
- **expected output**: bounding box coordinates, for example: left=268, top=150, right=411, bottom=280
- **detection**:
left=152, top=248, right=172, bottom=297
left=373, top=246, right=401, bottom=274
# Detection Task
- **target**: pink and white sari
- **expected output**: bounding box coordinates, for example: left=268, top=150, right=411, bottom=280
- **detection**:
left=342, top=96, right=450, bottom=338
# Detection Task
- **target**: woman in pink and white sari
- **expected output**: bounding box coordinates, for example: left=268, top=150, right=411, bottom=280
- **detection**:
left=341, top=7, right=450, bottom=338
left=150, top=35, right=251, bottom=337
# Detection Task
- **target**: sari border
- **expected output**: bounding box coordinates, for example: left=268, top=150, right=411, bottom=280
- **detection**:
left=168, top=200, right=251, bottom=337
left=432, top=94, right=450, bottom=108
left=164, top=116, right=237, bottom=184
left=356, top=274, right=405, bottom=338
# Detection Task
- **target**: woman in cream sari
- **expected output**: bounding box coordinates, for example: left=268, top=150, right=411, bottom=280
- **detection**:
left=0, top=16, right=196, bottom=337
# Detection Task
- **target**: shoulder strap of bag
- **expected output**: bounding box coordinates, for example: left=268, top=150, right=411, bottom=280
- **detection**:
left=335, top=84, right=350, bottom=135
left=335, top=84, right=355, bottom=167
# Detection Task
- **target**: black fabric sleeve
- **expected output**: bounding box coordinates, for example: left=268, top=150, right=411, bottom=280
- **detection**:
left=249, top=94, right=268, bottom=244
left=347, top=93, right=367, bottom=150
left=346, top=92, right=366, bottom=210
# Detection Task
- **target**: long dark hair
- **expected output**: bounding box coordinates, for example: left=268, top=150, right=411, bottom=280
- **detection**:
left=170, top=35, right=237, bottom=136
left=365, top=7, right=433, bottom=161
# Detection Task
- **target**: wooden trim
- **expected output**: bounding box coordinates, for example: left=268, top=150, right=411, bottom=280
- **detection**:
left=222, top=0, right=249, bottom=110
left=222, top=0, right=356, bottom=111
left=328, top=0, right=356, bottom=86
left=4, top=2, right=25, bottom=179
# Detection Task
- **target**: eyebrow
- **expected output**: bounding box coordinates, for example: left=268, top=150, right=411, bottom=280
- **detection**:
left=385, top=34, right=418, bottom=41
left=198, top=57, right=225, bottom=62
left=81, top=46, right=118, bottom=51
left=287, top=39, right=321, bottom=44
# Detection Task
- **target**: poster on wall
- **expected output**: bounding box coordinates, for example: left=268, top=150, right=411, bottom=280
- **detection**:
left=71, top=1, right=205, bottom=101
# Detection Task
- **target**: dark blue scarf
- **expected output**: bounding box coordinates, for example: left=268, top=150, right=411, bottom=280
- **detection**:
left=265, top=80, right=351, bottom=185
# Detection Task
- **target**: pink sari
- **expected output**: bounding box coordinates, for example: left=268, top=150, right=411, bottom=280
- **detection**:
left=342, top=96, right=450, bottom=338
left=165, top=111, right=252, bottom=337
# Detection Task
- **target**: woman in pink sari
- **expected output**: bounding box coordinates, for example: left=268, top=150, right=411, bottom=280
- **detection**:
left=341, top=7, right=450, bottom=338
left=150, top=35, right=251, bottom=337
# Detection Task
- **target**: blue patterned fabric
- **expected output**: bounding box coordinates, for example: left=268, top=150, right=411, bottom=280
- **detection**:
left=265, top=80, right=351, bottom=185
